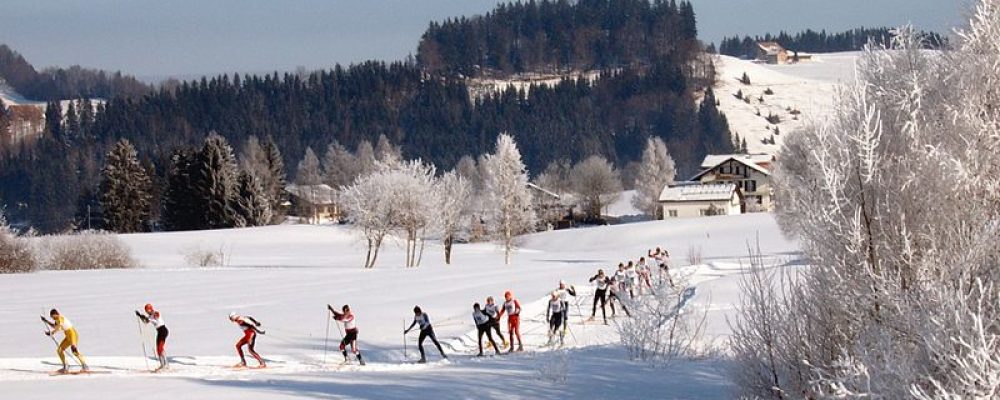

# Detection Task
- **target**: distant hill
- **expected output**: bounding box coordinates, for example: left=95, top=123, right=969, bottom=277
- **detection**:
left=0, top=44, right=150, bottom=101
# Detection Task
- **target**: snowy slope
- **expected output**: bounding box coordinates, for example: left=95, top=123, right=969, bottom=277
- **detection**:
left=714, top=52, right=859, bottom=154
left=0, top=214, right=800, bottom=399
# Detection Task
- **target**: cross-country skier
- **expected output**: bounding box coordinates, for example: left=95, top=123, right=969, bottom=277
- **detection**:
left=555, top=280, right=577, bottom=331
left=483, top=296, right=507, bottom=350
left=497, top=291, right=523, bottom=352
left=637, top=257, right=654, bottom=295
left=608, top=266, right=631, bottom=317
left=404, top=306, right=447, bottom=363
left=545, top=292, right=565, bottom=345
left=625, top=261, right=638, bottom=298
left=327, top=304, right=365, bottom=365
left=650, top=247, right=674, bottom=286
left=588, top=269, right=612, bottom=324
left=472, top=303, right=500, bottom=356
left=41, top=309, right=89, bottom=373
left=229, top=312, right=266, bottom=368
left=136, top=303, right=169, bottom=371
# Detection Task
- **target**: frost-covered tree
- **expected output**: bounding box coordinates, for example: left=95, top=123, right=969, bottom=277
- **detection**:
left=632, top=137, right=677, bottom=218
left=535, top=159, right=572, bottom=196
left=390, top=160, right=437, bottom=268
left=355, top=140, right=377, bottom=178
left=99, top=139, right=151, bottom=233
left=436, top=170, right=472, bottom=264
left=235, top=170, right=272, bottom=227
left=322, top=140, right=358, bottom=189
left=295, top=146, right=322, bottom=186
left=483, top=133, right=536, bottom=264
left=0, top=209, right=37, bottom=273
left=570, top=155, right=622, bottom=220
left=341, top=164, right=393, bottom=269
left=193, top=133, right=242, bottom=229
left=260, top=138, right=287, bottom=222
left=374, top=134, right=402, bottom=164
left=732, top=10, right=1000, bottom=398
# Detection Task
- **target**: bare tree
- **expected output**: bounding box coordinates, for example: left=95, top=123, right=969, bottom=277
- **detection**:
left=570, top=155, right=622, bottom=220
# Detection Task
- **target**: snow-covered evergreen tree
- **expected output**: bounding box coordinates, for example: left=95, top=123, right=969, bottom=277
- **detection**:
left=436, top=170, right=472, bottom=264
left=482, top=133, right=536, bottom=264
left=374, top=134, right=402, bottom=164
left=355, top=140, right=377, bottom=177
left=322, top=140, right=359, bottom=189
left=235, top=170, right=272, bottom=227
left=193, top=133, right=242, bottom=229
left=261, top=138, right=286, bottom=222
left=632, top=137, right=677, bottom=218
left=295, top=146, right=322, bottom=186
left=99, top=138, right=151, bottom=233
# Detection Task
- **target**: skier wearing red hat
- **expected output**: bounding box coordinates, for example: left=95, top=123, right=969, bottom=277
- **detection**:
left=497, top=290, right=523, bottom=352
left=136, top=303, right=169, bottom=371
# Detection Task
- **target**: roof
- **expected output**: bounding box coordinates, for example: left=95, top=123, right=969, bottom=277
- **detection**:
left=700, top=153, right=774, bottom=169
left=286, top=184, right=337, bottom=205
left=659, top=183, right=739, bottom=203
left=692, top=155, right=772, bottom=181
left=757, top=41, right=786, bottom=55
left=527, top=182, right=560, bottom=199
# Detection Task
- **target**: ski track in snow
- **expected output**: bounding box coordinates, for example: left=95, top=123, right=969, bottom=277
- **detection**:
left=0, top=213, right=800, bottom=399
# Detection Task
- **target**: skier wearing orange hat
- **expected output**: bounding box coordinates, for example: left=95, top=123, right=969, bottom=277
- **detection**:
left=136, top=303, right=170, bottom=371
left=497, top=291, right=523, bottom=352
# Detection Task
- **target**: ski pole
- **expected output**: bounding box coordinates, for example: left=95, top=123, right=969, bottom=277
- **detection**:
left=136, top=317, right=150, bottom=371
left=402, top=318, right=407, bottom=360
left=323, top=310, right=331, bottom=365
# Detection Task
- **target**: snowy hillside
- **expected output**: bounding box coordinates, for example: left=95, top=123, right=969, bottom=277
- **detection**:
left=713, top=52, right=859, bottom=154
left=0, top=214, right=799, bottom=399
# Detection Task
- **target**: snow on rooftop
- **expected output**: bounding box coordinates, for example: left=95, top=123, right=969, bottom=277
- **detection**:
left=658, top=182, right=738, bottom=202
left=700, top=153, right=774, bottom=169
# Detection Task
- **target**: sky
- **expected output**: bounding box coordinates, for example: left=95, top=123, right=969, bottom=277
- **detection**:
left=0, top=0, right=970, bottom=82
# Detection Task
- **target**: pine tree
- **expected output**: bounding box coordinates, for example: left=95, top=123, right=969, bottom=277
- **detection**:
left=296, top=147, right=322, bottom=185
left=322, top=140, right=358, bottom=188
left=43, top=101, right=62, bottom=142
left=355, top=140, right=376, bottom=177
left=162, top=148, right=200, bottom=231
left=64, top=101, right=79, bottom=142
left=235, top=170, right=272, bottom=226
left=193, top=133, right=242, bottom=229
left=261, top=137, right=287, bottom=222
left=99, top=139, right=151, bottom=233
left=483, top=133, right=536, bottom=264
left=374, top=134, right=401, bottom=164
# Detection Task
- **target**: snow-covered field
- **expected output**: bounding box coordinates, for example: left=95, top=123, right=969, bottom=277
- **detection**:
left=713, top=52, right=859, bottom=154
left=0, top=214, right=799, bottom=399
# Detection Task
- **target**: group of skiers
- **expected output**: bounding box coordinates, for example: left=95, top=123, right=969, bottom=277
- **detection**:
left=37, top=253, right=673, bottom=374
left=586, top=247, right=673, bottom=324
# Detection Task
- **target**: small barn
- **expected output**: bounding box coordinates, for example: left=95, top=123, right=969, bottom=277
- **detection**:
left=285, top=184, right=340, bottom=224
left=658, top=182, right=742, bottom=218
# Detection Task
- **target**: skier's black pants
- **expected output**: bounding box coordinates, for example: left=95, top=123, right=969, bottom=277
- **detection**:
left=591, top=289, right=607, bottom=320
left=476, top=323, right=499, bottom=354
left=340, top=328, right=359, bottom=355
left=549, top=311, right=564, bottom=334
left=418, top=327, right=445, bottom=359
left=609, top=291, right=628, bottom=316
left=489, top=319, right=504, bottom=343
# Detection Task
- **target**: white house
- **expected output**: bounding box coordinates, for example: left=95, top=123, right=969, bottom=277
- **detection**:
left=692, top=154, right=775, bottom=212
left=659, top=182, right=742, bottom=218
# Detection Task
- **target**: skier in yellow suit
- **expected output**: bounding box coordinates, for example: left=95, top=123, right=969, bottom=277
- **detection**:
left=42, top=309, right=89, bottom=373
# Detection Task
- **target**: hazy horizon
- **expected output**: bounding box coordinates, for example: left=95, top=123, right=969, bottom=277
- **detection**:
left=0, top=0, right=969, bottom=82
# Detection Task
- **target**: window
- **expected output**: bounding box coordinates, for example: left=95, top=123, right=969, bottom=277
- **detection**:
left=668, top=210, right=678, bottom=217
left=746, top=180, right=757, bottom=192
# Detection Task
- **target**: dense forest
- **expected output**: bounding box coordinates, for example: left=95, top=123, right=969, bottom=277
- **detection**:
left=716, top=27, right=947, bottom=58
left=0, top=0, right=732, bottom=233
left=418, top=0, right=699, bottom=76
left=0, top=45, right=151, bottom=100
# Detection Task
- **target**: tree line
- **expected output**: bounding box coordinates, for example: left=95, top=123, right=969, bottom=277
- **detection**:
left=715, top=26, right=947, bottom=58
left=418, top=0, right=699, bottom=76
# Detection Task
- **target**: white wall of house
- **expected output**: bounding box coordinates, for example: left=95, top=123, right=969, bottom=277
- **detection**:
left=660, top=194, right=741, bottom=218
